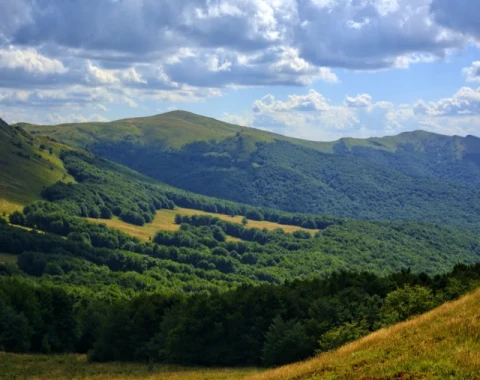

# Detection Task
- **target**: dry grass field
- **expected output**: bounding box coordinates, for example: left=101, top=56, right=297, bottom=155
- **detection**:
left=88, top=207, right=317, bottom=242
left=247, top=287, right=480, bottom=380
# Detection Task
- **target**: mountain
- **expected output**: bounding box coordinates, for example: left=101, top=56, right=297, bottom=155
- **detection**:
left=21, top=111, right=480, bottom=230
left=248, top=285, right=480, bottom=380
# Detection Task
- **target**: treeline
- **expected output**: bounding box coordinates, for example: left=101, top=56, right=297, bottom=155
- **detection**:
left=172, top=214, right=313, bottom=245
left=1, top=261, right=479, bottom=366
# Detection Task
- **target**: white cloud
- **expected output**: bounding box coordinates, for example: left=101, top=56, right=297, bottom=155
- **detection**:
left=463, top=62, right=480, bottom=83
left=247, top=87, right=480, bottom=141
left=345, top=94, right=373, bottom=108
left=0, top=47, right=66, bottom=74
left=84, top=61, right=119, bottom=84
left=253, top=89, right=330, bottom=113
left=414, top=87, right=480, bottom=116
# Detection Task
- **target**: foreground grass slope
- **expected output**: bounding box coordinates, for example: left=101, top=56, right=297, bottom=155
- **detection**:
left=248, top=287, right=480, bottom=380
left=0, top=353, right=261, bottom=380
left=21, top=111, right=480, bottom=230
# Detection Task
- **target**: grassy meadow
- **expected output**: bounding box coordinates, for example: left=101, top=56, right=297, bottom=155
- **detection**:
left=248, top=287, right=480, bottom=380
left=88, top=207, right=318, bottom=242
left=0, top=353, right=262, bottom=380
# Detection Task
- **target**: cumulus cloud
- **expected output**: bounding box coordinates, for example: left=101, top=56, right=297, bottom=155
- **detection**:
left=0, top=46, right=66, bottom=74
left=245, top=87, right=479, bottom=141
left=463, top=62, right=480, bottom=83
left=345, top=94, right=373, bottom=108
left=253, top=89, right=330, bottom=112
left=414, top=87, right=480, bottom=116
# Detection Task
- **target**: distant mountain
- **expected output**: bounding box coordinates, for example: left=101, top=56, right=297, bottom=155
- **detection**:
left=21, top=111, right=480, bottom=230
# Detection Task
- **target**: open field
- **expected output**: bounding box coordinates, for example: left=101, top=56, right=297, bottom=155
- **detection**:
left=0, top=353, right=262, bottom=380
left=88, top=207, right=317, bottom=242
left=248, top=287, right=480, bottom=380
left=0, top=253, right=17, bottom=265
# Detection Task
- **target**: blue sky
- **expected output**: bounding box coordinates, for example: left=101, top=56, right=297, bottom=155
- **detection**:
left=1, top=0, right=480, bottom=141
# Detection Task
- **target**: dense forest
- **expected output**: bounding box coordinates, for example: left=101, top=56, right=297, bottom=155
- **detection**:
left=1, top=228, right=479, bottom=367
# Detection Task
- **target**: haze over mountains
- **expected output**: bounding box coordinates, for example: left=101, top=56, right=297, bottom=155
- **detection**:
left=22, top=110, right=480, bottom=230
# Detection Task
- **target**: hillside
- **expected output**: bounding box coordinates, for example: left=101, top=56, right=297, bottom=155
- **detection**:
left=248, top=286, right=480, bottom=380
left=0, top=118, right=73, bottom=214
left=21, top=111, right=480, bottom=230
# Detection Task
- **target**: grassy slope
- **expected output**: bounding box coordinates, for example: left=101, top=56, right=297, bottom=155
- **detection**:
left=248, top=287, right=480, bottom=380
left=0, top=118, right=74, bottom=214
left=87, top=207, right=318, bottom=242
left=19, top=110, right=330, bottom=153
left=0, top=354, right=261, bottom=380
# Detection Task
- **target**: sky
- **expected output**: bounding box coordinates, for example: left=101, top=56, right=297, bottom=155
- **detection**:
left=1, top=0, right=480, bottom=141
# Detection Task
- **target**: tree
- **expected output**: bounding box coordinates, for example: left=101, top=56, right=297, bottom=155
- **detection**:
left=9, top=211, right=26, bottom=226
left=317, top=321, right=369, bottom=353
left=241, top=217, right=248, bottom=226
left=100, top=206, right=112, bottom=219
left=262, top=316, right=315, bottom=366
left=380, top=285, right=435, bottom=325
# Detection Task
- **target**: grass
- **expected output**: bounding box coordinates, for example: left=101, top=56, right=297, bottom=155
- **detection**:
left=246, top=287, right=480, bottom=380
left=0, top=253, right=17, bottom=265
left=88, top=207, right=318, bottom=242
left=0, top=353, right=262, bottom=380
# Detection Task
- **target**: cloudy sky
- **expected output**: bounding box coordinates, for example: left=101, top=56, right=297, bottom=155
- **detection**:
left=1, top=0, right=480, bottom=141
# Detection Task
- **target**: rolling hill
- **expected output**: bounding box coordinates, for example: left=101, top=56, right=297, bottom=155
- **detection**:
left=21, top=111, right=480, bottom=230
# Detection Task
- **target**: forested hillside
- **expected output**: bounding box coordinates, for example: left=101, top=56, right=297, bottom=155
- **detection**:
left=22, top=111, right=480, bottom=230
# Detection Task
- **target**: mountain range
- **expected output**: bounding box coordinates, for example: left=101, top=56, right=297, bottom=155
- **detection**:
left=20, top=110, right=480, bottom=230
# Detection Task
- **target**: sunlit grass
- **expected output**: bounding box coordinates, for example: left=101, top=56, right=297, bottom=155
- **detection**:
left=247, top=287, right=480, bottom=380
left=0, top=353, right=262, bottom=380
left=88, top=207, right=317, bottom=242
